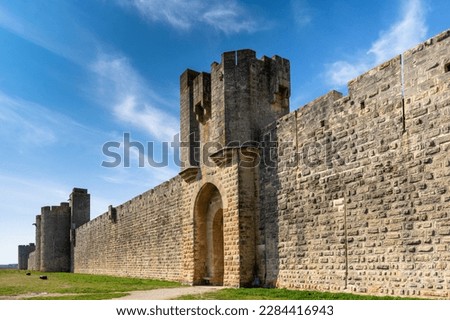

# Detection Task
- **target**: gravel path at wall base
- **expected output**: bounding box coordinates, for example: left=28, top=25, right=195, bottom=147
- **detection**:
left=113, top=286, right=223, bottom=300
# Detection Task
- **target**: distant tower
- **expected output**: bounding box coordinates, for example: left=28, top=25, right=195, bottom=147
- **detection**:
left=18, top=243, right=35, bottom=270
left=19, top=188, right=91, bottom=273
left=40, top=203, right=71, bottom=272
left=70, top=188, right=90, bottom=228
left=69, top=188, right=90, bottom=272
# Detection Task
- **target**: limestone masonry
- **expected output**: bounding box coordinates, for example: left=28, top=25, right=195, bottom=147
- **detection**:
left=19, top=29, right=450, bottom=298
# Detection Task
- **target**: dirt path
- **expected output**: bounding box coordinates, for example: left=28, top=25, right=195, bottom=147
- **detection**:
left=113, top=286, right=222, bottom=300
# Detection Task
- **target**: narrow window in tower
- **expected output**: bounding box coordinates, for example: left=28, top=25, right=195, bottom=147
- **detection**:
left=360, top=101, right=365, bottom=109
left=272, top=85, right=289, bottom=111
left=194, top=103, right=205, bottom=123
left=445, top=62, right=450, bottom=73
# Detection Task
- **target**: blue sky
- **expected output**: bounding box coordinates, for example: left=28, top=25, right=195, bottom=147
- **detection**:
left=0, top=0, right=449, bottom=264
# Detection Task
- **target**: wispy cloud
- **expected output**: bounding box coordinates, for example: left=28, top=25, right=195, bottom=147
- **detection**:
left=0, top=3, right=179, bottom=143
left=290, top=0, right=312, bottom=27
left=91, top=54, right=179, bottom=141
left=0, top=174, right=70, bottom=216
left=89, top=53, right=180, bottom=189
left=327, top=61, right=369, bottom=89
left=0, top=3, right=97, bottom=65
left=368, top=0, right=427, bottom=63
left=0, top=91, right=85, bottom=147
left=117, top=0, right=262, bottom=34
left=326, top=0, right=428, bottom=87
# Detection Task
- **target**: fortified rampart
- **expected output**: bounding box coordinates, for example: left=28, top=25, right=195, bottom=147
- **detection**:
left=260, top=30, right=450, bottom=297
left=19, top=29, right=450, bottom=298
left=74, top=177, right=189, bottom=279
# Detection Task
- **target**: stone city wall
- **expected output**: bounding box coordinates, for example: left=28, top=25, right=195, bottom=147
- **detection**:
left=59, top=30, right=450, bottom=298
left=73, top=177, right=189, bottom=281
left=73, top=161, right=246, bottom=286
left=259, top=30, right=450, bottom=298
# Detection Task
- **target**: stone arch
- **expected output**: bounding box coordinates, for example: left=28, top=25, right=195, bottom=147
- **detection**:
left=193, top=183, right=224, bottom=285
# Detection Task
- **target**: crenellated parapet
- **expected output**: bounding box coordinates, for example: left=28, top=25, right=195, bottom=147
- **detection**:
left=18, top=243, right=35, bottom=270
left=180, top=49, right=290, bottom=182
left=20, top=188, right=90, bottom=272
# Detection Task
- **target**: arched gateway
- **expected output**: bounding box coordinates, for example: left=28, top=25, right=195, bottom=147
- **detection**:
left=193, top=183, right=224, bottom=285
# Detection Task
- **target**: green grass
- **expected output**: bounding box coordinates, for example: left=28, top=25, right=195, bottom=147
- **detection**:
left=177, top=288, right=418, bottom=300
left=26, top=293, right=128, bottom=300
left=1, top=270, right=421, bottom=300
left=0, top=269, right=182, bottom=299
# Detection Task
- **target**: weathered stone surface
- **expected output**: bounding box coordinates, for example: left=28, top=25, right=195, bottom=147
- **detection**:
left=18, top=30, right=450, bottom=298
left=260, top=29, right=450, bottom=298
left=18, top=243, right=35, bottom=270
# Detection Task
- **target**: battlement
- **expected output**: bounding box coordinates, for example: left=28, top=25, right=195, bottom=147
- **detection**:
left=41, top=202, right=70, bottom=215
left=21, top=188, right=90, bottom=272
left=18, top=243, right=35, bottom=270
left=213, top=50, right=290, bottom=109
left=180, top=49, right=290, bottom=174
left=69, top=187, right=90, bottom=229
left=219, top=49, right=256, bottom=66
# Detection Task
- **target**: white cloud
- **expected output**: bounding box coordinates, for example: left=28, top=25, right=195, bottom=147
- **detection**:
left=117, top=0, right=261, bottom=34
left=0, top=91, right=78, bottom=147
left=290, top=0, right=312, bottom=27
left=114, top=96, right=178, bottom=141
left=0, top=3, right=180, bottom=143
left=201, top=2, right=258, bottom=34
left=0, top=3, right=96, bottom=65
left=119, top=0, right=202, bottom=30
left=326, top=61, right=369, bottom=88
left=91, top=54, right=179, bottom=142
left=326, top=0, right=427, bottom=87
left=368, top=0, right=427, bottom=64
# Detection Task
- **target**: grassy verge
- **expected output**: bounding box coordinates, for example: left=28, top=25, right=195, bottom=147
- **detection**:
left=26, top=293, right=128, bottom=300
left=0, top=269, right=182, bottom=300
left=177, top=288, right=418, bottom=300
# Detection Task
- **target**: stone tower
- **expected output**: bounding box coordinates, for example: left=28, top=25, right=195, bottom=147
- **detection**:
left=25, top=188, right=90, bottom=272
left=18, top=243, right=35, bottom=270
left=69, top=188, right=90, bottom=272
left=179, top=49, right=290, bottom=286
left=180, top=49, right=290, bottom=172
left=70, top=188, right=90, bottom=228
left=39, top=203, right=71, bottom=272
